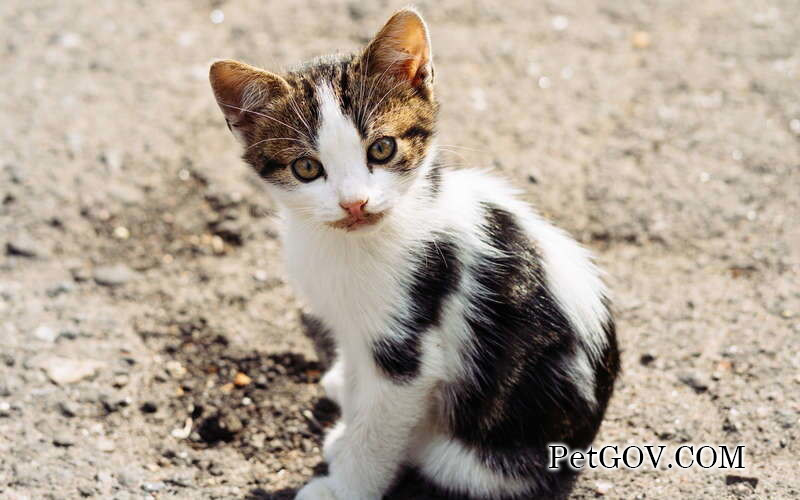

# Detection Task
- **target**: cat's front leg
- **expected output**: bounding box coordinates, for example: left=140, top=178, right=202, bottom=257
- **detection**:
left=297, top=373, right=432, bottom=500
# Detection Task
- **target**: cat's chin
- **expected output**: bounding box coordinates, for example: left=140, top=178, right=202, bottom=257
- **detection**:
left=327, top=211, right=387, bottom=234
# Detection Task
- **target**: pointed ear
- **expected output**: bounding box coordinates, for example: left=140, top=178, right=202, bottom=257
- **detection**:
left=362, top=8, right=433, bottom=89
left=209, top=60, right=290, bottom=143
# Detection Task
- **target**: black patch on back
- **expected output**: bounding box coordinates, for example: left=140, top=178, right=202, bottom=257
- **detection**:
left=443, top=203, right=619, bottom=483
left=372, top=238, right=461, bottom=382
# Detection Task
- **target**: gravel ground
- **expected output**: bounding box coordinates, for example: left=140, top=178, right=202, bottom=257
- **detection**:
left=1, top=1, right=799, bottom=499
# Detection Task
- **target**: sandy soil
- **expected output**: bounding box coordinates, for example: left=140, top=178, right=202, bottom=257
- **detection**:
left=1, top=1, right=799, bottom=499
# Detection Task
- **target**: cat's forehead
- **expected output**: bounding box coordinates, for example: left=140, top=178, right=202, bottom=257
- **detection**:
left=277, top=54, right=435, bottom=142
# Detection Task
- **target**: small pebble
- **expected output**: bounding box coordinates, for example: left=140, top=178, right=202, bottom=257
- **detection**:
left=632, top=31, right=651, bottom=49
left=96, top=470, right=113, bottom=484
left=165, top=360, right=186, bottom=378
left=58, top=400, right=79, bottom=417
left=210, top=9, right=224, bottom=24
left=71, top=267, right=92, bottom=282
left=43, top=358, right=103, bottom=385
left=140, top=401, right=158, bottom=413
left=112, top=374, right=130, bottom=388
left=77, top=485, right=95, bottom=497
left=0, top=401, right=11, bottom=417
left=168, top=472, right=195, bottom=487
left=53, top=432, right=77, bottom=447
left=93, top=264, right=138, bottom=287
left=100, top=149, right=123, bottom=170
left=113, top=226, right=130, bottom=240
left=6, top=237, right=40, bottom=257
left=640, top=353, right=656, bottom=366
left=117, top=469, right=142, bottom=488
left=551, top=15, right=569, bottom=31
left=96, top=437, right=116, bottom=452
left=678, top=372, right=709, bottom=393
left=725, top=474, right=759, bottom=489
left=34, top=325, right=59, bottom=343
left=233, top=372, right=252, bottom=387
left=595, top=480, right=614, bottom=495
left=141, top=481, right=165, bottom=493
left=46, top=282, right=75, bottom=297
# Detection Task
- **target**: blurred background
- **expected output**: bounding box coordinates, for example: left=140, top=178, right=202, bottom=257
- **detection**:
left=1, top=1, right=798, bottom=498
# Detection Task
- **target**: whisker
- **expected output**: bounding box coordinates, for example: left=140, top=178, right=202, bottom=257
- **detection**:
left=220, top=101, right=307, bottom=137
left=288, top=92, right=314, bottom=140
left=360, top=56, right=402, bottom=128
left=247, top=137, right=306, bottom=150
left=364, top=78, right=406, bottom=125
left=357, top=43, right=374, bottom=127
left=436, top=144, right=491, bottom=155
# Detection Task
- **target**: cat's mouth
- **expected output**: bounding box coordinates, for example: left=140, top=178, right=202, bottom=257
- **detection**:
left=328, top=211, right=386, bottom=232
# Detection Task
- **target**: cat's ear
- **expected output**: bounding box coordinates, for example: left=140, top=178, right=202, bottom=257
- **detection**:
left=209, top=60, right=290, bottom=143
left=362, top=8, right=433, bottom=90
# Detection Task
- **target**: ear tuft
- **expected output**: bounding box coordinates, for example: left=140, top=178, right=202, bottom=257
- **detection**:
left=363, top=8, right=433, bottom=88
left=209, top=60, right=289, bottom=142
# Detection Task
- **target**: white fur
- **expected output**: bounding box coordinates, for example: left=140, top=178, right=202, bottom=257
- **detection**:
left=274, top=85, right=610, bottom=500
left=411, top=433, right=536, bottom=498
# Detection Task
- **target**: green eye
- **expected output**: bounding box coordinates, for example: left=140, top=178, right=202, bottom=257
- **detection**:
left=367, top=136, right=397, bottom=163
left=291, top=157, right=324, bottom=182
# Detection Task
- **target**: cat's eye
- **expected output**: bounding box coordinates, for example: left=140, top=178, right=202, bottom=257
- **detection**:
left=291, top=157, right=324, bottom=182
left=367, top=137, right=397, bottom=163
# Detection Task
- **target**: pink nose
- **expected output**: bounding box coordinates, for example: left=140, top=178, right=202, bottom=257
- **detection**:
left=340, top=198, right=368, bottom=218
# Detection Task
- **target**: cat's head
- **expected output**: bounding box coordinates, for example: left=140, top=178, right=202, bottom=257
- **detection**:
left=209, top=8, right=438, bottom=234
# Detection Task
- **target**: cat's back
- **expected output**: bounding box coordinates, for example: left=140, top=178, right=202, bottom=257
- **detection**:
left=434, top=164, right=619, bottom=442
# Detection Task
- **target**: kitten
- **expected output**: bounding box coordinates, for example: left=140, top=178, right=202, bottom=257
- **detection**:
left=209, top=8, right=619, bottom=500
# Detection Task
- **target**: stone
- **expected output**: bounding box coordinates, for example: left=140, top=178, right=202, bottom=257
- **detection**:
left=96, top=437, right=116, bottom=452
left=141, top=482, right=165, bottom=493
left=140, top=401, right=158, bottom=413
left=233, top=372, right=251, bottom=387
left=167, top=471, right=195, bottom=487
left=632, top=31, right=652, bottom=49
left=725, top=475, right=758, bottom=489
left=164, top=360, right=186, bottom=379
left=58, top=400, right=79, bottom=417
left=212, top=220, right=245, bottom=245
left=77, top=485, right=95, bottom=497
left=46, top=282, right=75, bottom=297
left=71, top=266, right=92, bottom=282
left=117, top=469, right=142, bottom=488
left=639, top=353, right=656, bottom=366
left=34, top=325, right=59, bottom=343
left=96, top=470, right=113, bottom=485
left=6, top=236, right=40, bottom=257
left=42, top=357, right=104, bottom=385
left=0, top=401, right=11, bottom=417
left=595, top=480, right=614, bottom=495
left=93, top=264, right=138, bottom=287
left=678, top=372, right=709, bottom=393
left=101, top=149, right=123, bottom=170
left=53, top=432, right=77, bottom=447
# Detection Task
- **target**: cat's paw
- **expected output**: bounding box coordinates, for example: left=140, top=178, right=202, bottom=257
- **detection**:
left=322, top=421, right=347, bottom=463
left=295, top=477, right=340, bottom=500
